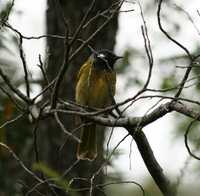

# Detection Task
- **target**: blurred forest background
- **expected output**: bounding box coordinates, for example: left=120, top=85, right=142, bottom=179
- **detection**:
left=0, top=0, right=200, bottom=196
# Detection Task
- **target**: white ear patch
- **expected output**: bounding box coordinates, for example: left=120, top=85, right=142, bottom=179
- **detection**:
left=97, top=53, right=105, bottom=58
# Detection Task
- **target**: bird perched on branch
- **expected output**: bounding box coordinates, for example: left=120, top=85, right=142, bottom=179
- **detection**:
left=75, top=49, right=122, bottom=161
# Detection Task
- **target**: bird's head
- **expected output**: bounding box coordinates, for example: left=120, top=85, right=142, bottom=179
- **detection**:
left=92, top=49, right=122, bottom=70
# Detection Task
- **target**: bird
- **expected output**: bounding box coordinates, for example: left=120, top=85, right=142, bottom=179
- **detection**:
left=75, top=49, right=122, bottom=161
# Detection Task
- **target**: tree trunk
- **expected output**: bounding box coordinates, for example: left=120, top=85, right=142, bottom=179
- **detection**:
left=43, top=0, right=118, bottom=195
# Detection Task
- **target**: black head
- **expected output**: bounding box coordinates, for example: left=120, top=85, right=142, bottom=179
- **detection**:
left=92, top=49, right=122, bottom=70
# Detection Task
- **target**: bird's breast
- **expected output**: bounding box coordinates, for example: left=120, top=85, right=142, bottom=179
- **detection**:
left=76, top=66, right=116, bottom=108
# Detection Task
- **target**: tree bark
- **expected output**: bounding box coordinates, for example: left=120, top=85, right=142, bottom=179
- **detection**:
left=131, top=129, right=175, bottom=196
left=43, top=0, right=119, bottom=195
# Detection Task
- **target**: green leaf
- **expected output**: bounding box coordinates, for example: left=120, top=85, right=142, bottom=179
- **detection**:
left=161, top=75, right=176, bottom=90
left=33, top=162, right=69, bottom=191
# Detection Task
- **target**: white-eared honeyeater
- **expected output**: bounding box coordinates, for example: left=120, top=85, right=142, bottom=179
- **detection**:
left=75, top=49, right=122, bottom=161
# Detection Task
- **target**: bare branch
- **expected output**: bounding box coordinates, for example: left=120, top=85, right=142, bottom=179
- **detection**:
left=174, top=4, right=200, bottom=37
left=89, top=133, right=130, bottom=196
left=157, top=0, right=192, bottom=59
left=0, top=113, right=24, bottom=129
left=18, top=34, right=30, bottom=98
left=0, top=66, right=32, bottom=104
left=69, top=0, right=96, bottom=47
left=0, top=85, right=24, bottom=111
left=4, top=23, right=30, bottom=97
left=54, top=112, right=81, bottom=143
left=130, top=130, right=175, bottom=196
left=68, top=1, right=123, bottom=62
left=184, top=120, right=200, bottom=160
left=0, top=142, right=43, bottom=183
left=97, top=181, right=145, bottom=196
left=174, top=142, right=200, bottom=195
left=38, top=54, right=51, bottom=89
left=157, top=0, right=196, bottom=99
left=33, top=119, right=40, bottom=163
left=50, top=20, right=69, bottom=108
left=49, top=101, right=173, bottom=129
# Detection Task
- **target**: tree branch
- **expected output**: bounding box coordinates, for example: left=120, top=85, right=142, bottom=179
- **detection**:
left=48, top=101, right=173, bottom=129
left=0, top=66, right=32, bottom=104
left=130, top=130, right=175, bottom=196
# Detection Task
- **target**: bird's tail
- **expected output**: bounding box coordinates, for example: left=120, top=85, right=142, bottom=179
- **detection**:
left=77, top=123, right=97, bottom=161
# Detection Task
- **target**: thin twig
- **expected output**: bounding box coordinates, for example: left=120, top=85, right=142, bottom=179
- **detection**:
left=97, top=181, right=145, bottom=196
left=82, top=0, right=121, bottom=29
left=89, top=133, right=130, bottom=196
left=174, top=4, right=200, bottom=37
left=157, top=0, right=194, bottom=99
left=69, top=0, right=96, bottom=47
left=0, top=66, right=32, bottom=103
left=54, top=112, right=81, bottom=143
left=33, top=119, right=40, bottom=163
left=174, top=139, right=200, bottom=195
left=0, top=142, right=43, bottom=183
left=157, top=0, right=192, bottom=59
left=50, top=14, right=70, bottom=108
left=0, top=113, right=25, bottom=129
left=18, top=35, right=30, bottom=98
left=62, top=159, right=80, bottom=178
left=3, top=22, right=30, bottom=97
left=184, top=120, right=200, bottom=160
left=38, top=54, right=51, bottom=89
left=68, top=1, right=123, bottom=63
left=58, top=122, right=92, bottom=153
left=0, top=85, right=24, bottom=111
left=18, top=180, right=45, bottom=196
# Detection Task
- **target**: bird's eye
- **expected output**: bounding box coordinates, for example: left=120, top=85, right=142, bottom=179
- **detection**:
left=97, top=53, right=105, bottom=59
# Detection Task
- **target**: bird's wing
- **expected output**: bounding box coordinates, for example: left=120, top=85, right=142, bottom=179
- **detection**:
left=76, top=58, right=93, bottom=83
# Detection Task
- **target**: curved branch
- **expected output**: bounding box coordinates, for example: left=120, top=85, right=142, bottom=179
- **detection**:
left=184, top=120, right=200, bottom=160
left=130, top=130, right=175, bottom=196
left=48, top=101, right=173, bottom=129
left=157, top=0, right=191, bottom=59
left=157, top=0, right=194, bottom=98
left=0, top=67, right=32, bottom=104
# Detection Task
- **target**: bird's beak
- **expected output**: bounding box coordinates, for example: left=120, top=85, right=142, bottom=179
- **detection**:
left=115, top=56, right=123, bottom=61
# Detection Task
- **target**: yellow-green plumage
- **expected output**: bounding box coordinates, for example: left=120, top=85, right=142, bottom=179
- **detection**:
left=76, top=57, right=116, bottom=160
